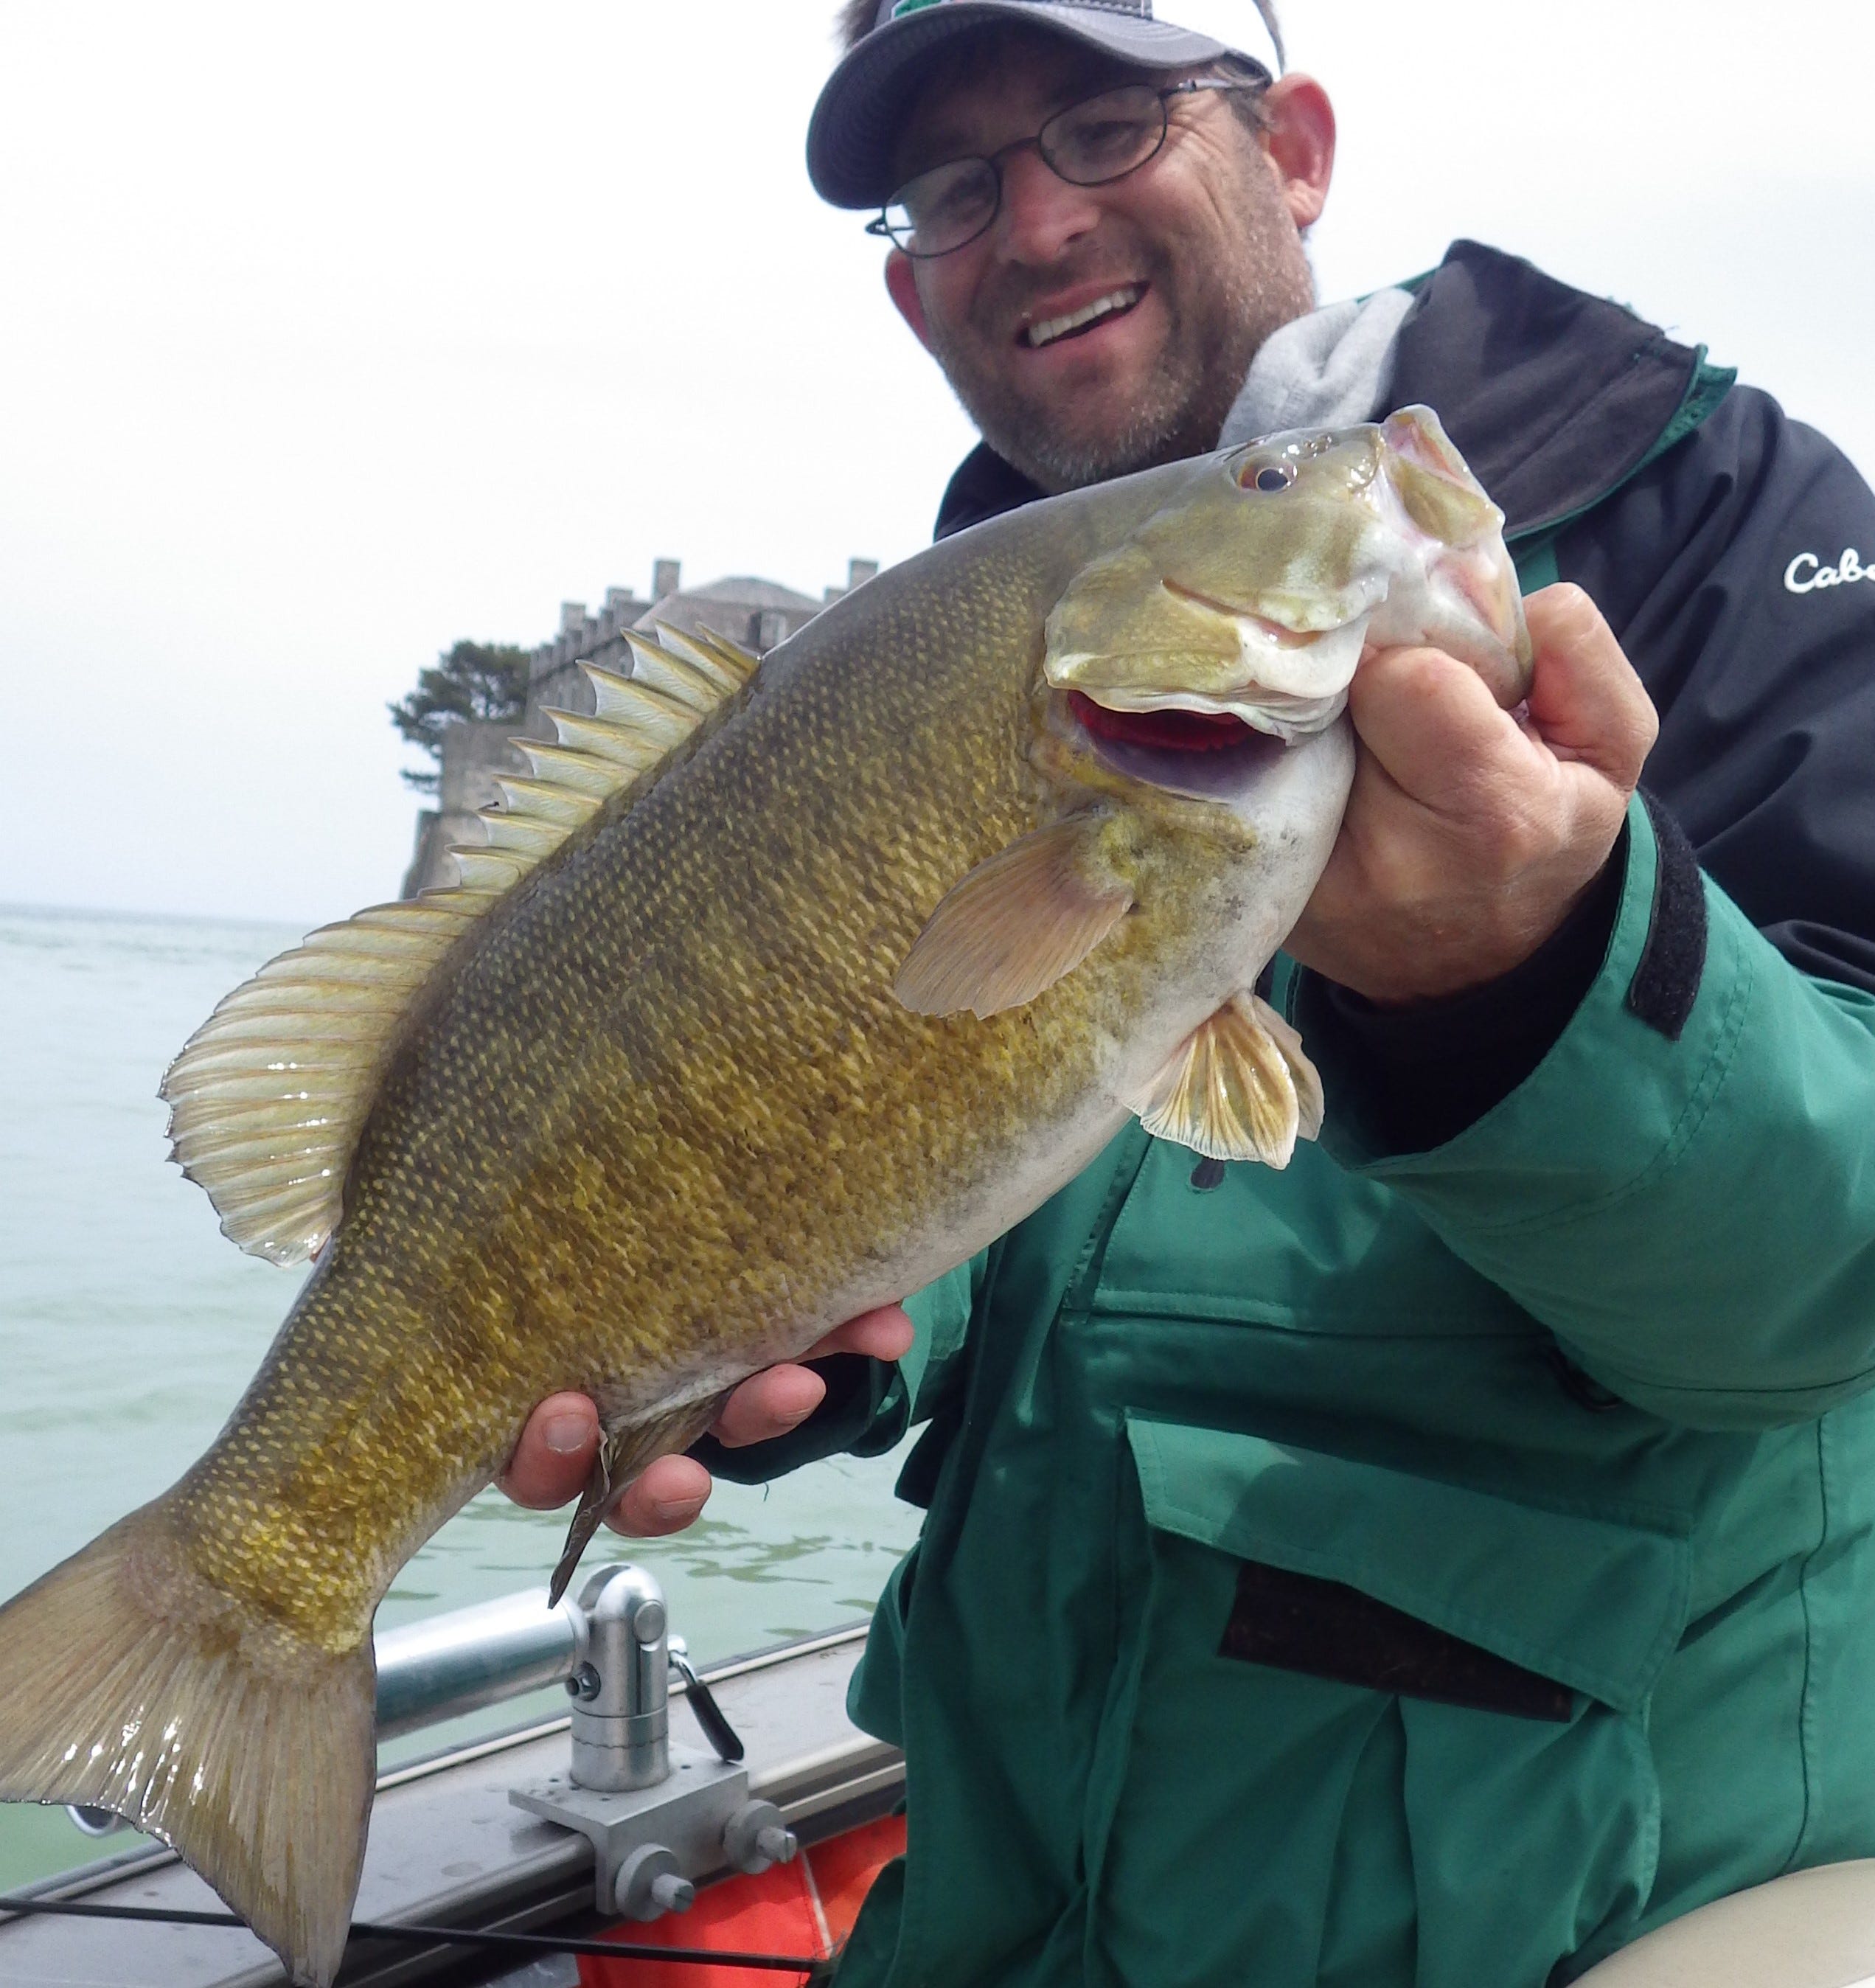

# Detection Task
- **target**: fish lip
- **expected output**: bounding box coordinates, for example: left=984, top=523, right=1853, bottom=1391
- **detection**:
left=1017, top=280, right=1147, bottom=350
left=1062, top=679, right=1350, bottom=745
left=1158, top=577, right=1321, bottom=647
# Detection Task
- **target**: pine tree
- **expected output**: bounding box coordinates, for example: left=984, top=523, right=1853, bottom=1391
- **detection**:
left=389, top=642, right=531, bottom=792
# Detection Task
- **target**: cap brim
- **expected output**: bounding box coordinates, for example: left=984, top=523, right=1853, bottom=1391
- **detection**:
left=807, top=1, right=1247, bottom=209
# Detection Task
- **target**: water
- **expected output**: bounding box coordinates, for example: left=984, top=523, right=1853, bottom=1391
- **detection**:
left=0, top=903, right=922, bottom=1889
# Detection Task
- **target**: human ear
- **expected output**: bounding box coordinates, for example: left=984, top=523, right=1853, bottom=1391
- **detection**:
left=884, top=248, right=936, bottom=351
left=1259, top=74, right=1335, bottom=229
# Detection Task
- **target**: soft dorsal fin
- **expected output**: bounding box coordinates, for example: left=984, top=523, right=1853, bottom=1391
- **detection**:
left=162, top=622, right=756, bottom=1265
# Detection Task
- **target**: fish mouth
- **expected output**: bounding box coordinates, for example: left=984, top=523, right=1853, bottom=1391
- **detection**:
left=1068, top=676, right=1349, bottom=746
left=1070, top=690, right=1255, bottom=754
left=1020, top=283, right=1146, bottom=350
left=1067, top=689, right=1292, bottom=802
left=1046, top=591, right=1373, bottom=734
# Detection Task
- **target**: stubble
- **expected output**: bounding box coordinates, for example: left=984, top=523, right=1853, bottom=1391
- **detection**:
left=922, top=154, right=1316, bottom=494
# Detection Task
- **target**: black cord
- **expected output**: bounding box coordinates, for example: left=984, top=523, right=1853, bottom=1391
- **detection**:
left=0, top=1894, right=832, bottom=1975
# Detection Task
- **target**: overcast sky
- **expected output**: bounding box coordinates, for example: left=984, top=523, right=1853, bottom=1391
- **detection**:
left=5, top=0, right=1872, bottom=928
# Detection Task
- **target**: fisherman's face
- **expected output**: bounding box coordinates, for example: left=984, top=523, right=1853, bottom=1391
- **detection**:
left=883, top=32, right=1333, bottom=494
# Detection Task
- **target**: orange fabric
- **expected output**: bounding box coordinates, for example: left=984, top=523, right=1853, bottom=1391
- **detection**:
left=577, top=1857, right=823, bottom=1988
left=805, top=1813, right=908, bottom=1947
left=577, top=1811, right=907, bottom=1987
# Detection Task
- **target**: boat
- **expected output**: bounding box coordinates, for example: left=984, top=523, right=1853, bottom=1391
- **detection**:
left=1570, top=1867, right=1875, bottom=1987
left=0, top=1563, right=904, bottom=1986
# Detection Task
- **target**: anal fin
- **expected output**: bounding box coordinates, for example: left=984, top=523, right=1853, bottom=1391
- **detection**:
left=1131, top=992, right=1324, bottom=1169
left=549, top=1395, right=728, bottom=1606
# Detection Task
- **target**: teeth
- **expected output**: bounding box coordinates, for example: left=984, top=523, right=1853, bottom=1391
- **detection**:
left=1025, top=286, right=1141, bottom=349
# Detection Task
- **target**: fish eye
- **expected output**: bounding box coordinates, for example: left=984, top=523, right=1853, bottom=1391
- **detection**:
left=1247, top=463, right=1295, bottom=494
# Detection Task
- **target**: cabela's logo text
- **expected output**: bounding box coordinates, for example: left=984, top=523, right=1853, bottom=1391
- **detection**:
left=1785, top=548, right=1870, bottom=594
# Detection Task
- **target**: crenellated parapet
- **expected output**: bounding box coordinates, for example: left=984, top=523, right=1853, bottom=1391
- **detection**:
left=401, top=555, right=880, bottom=897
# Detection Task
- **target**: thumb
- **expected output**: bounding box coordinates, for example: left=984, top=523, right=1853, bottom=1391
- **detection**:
left=1522, top=584, right=1658, bottom=784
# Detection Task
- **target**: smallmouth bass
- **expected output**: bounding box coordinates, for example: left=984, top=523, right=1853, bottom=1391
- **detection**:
left=0, top=408, right=1528, bottom=1983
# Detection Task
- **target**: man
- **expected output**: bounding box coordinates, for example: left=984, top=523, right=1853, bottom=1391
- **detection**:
left=504, top=4, right=1875, bottom=1981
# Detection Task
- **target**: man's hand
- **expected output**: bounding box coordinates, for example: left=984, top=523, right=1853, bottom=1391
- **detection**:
left=497, top=1304, right=916, bottom=1537
left=1285, top=585, right=1659, bottom=1004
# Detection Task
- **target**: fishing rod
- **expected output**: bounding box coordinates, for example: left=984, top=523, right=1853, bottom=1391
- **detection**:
left=0, top=1891, right=833, bottom=1978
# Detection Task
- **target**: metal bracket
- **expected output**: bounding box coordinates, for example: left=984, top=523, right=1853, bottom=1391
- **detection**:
left=511, top=1743, right=753, bottom=1915
left=508, top=1563, right=797, bottom=1916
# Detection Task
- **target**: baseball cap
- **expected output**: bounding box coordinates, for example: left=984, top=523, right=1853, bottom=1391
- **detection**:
left=807, top=1, right=1284, bottom=209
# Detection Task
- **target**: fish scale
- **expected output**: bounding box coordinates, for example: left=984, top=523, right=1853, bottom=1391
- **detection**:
left=0, top=409, right=1530, bottom=1985
left=177, top=501, right=1136, bottom=1644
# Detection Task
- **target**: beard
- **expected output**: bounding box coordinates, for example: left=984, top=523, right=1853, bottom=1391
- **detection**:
left=921, top=179, right=1317, bottom=494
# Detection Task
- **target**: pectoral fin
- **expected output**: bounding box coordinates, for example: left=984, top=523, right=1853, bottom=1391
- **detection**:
left=1131, top=993, right=1324, bottom=1168
left=894, top=816, right=1133, bottom=1020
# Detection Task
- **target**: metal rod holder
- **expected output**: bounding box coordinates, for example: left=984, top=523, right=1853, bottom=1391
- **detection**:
left=510, top=1563, right=796, bottom=1917
left=568, top=1564, right=671, bottom=1793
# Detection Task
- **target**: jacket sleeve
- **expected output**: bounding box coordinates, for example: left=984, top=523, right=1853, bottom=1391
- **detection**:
left=1302, top=387, right=1875, bottom=1431
left=694, top=1254, right=983, bottom=1486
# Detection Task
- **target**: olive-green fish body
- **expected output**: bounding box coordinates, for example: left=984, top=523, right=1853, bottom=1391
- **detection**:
left=0, top=408, right=1528, bottom=1984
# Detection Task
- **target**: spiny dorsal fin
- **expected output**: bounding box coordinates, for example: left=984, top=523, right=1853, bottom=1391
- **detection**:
left=161, top=624, right=756, bottom=1265
left=1128, top=993, right=1324, bottom=1169
left=650, top=619, right=762, bottom=691
left=623, top=629, right=737, bottom=708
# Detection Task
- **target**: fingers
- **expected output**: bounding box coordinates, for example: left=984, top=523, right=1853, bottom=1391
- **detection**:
left=1344, top=639, right=1526, bottom=816
left=498, top=1395, right=714, bottom=1535
left=495, top=1305, right=916, bottom=1529
left=803, top=1302, right=916, bottom=1364
left=1522, top=584, right=1658, bottom=782
left=1288, top=585, right=1651, bottom=1002
left=1346, top=586, right=1657, bottom=816
left=497, top=1391, right=598, bottom=1509
left=709, top=1302, right=917, bottom=1447
left=711, top=1362, right=829, bottom=1447
left=608, top=1453, right=713, bottom=1537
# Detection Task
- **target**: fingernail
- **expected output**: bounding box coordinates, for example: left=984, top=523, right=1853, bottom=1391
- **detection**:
left=543, top=1412, right=591, bottom=1456
left=650, top=1495, right=705, bottom=1523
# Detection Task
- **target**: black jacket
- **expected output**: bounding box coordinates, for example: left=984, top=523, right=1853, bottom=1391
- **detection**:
left=930, top=240, right=1875, bottom=1144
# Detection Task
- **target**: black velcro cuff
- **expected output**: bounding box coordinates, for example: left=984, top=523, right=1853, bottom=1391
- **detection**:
left=1627, top=790, right=1708, bottom=1041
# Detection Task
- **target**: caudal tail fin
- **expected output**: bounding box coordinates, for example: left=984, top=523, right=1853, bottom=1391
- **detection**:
left=0, top=1502, right=375, bottom=1986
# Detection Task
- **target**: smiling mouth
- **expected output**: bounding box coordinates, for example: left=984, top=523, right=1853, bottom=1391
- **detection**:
left=1022, top=284, right=1145, bottom=350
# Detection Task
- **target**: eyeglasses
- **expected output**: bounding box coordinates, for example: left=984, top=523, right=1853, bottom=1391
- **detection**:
left=865, top=78, right=1262, bottom=260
